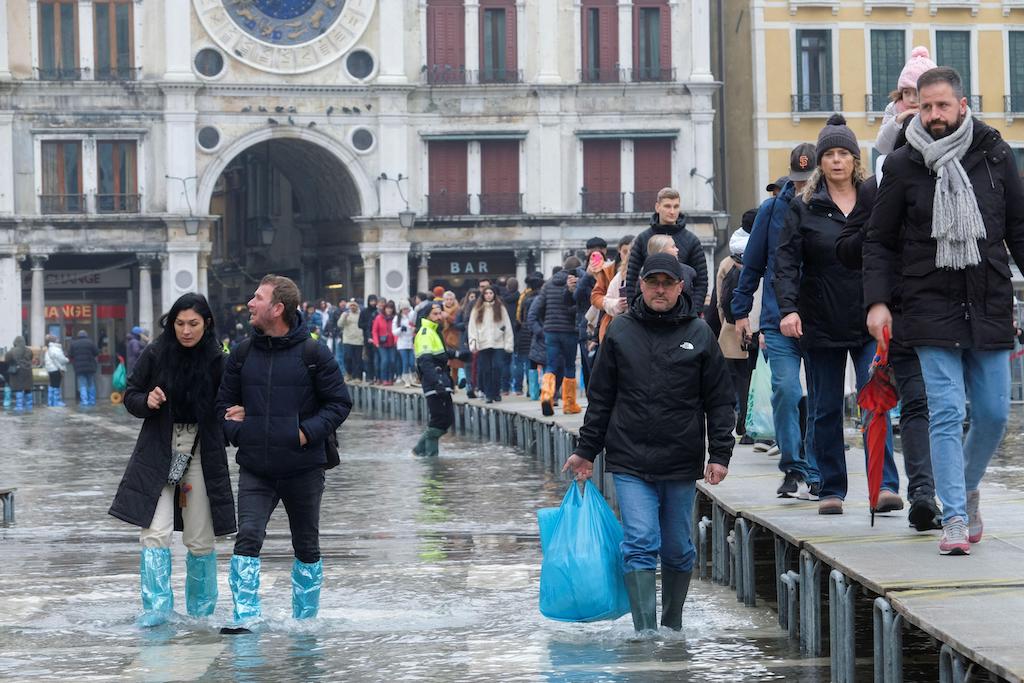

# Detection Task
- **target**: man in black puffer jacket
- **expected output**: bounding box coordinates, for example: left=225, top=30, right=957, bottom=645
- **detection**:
left=216, top=274, right=352, bottom=629
left=532, top=256, right=582, bottom=416
left=623, top=187, right=708, bottom=312
left=564, top=253, right=735, bottom=634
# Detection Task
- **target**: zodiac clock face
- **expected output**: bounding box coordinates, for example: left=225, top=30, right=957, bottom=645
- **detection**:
left=194, top=0, right=375, bottom=74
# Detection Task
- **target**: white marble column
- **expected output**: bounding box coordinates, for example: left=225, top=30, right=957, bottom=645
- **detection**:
left=163, top=0, right=194, bottom=81
left=0, top=113, right=13, bottom=214
left=362, top=251, right=379, bottom=298
left=29, top=254, right=47, bottom=347
left=620, top=139, right=634, bottom=213
left=417, top=253, right=429, bottom=293
left=377, top=0, right=408, bottom=84
left=377, top=229, right=412, bottom=302
left=688, top=0, right=713, bottom=83
left=137, top=254, right=155, bottom=336
left=0, top=251, right=21, bottom=349
left=536, top=0, right=559, bottom=84
left=465, top=0, right=480, bottom=75
left=162, top=243, right=199, bottom=313
left=78, top=0, right=95, bottom=80
left=0, top=0, right=12, bottom=79
left=692, top=113, right=715, bottom=210
left=197, top=251, right=210, bottom=298
left=467, top=141, right=481, bottom=214
left=618, top=0, right=633, bottom=80
left=515, top=249, right=530, bottom=284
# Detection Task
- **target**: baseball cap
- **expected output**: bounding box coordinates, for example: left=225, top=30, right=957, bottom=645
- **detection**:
left=766, top=176, right=789, bottom=192
left=640, top=253, right=684, bottom=281
left=788, top=143, right=817, bottom=181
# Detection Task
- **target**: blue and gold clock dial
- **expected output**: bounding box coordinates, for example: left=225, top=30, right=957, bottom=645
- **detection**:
left=225, top=0, right=347, bottom=46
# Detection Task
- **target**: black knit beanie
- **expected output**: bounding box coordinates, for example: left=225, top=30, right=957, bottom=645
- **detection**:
left=815, top=114, right=860, bottom=163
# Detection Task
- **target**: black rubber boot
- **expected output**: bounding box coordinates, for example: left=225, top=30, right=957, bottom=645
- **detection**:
left=623, top=570, right=658, bottom=633
left=660, top=569, right=693, bottom=630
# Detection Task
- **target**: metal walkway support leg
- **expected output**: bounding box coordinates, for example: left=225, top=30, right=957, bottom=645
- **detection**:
left=939, top=644, right=968, bottom=683
left=828, top=570, right=856, bottom=683
left=779, top=570, right=800, bottom=640
left=872, top=597, right=903, bottom=683
left=774, top=535, right=791, bottom=627
left=697, top=516, right=711, bottom=580
left=740, top=519, right=757, bottom=607
left=711, top=503, right=729, bottom=585
left=727, top=530, right=737, bottom=591
left=799, top=550, right=822, bottom=656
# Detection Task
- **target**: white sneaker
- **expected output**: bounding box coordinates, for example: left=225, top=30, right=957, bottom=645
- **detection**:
left=765, top=444, right=780, bottom=456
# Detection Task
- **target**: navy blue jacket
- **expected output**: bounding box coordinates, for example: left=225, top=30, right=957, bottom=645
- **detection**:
left=216, top=313, right=352, bottom=478
left=532, top=270, right=577, bottom=334
left=571, top=267, right=596, bottom=341
left=731, top=181, right=795, bottom=331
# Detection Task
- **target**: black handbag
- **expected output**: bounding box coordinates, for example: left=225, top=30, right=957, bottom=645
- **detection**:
left=168, top=432, right=200, bottom=486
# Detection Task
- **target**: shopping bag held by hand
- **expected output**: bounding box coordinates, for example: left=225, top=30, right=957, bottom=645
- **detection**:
left=745, top=350, right=775, bottom=439
left=112, top=356, right=127, bottom=393
left=537, top=481, right=630, bottom=622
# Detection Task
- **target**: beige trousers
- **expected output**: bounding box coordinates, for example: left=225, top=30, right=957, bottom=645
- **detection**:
left=140, top=423, right=215, bottom=555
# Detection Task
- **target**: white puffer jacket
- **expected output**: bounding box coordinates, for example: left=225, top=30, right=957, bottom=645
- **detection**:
left=392, top=312, right=417, bottom=350
left=43, top=341, right=69, bottom=373
left=467, top=302, right=514, bottom=353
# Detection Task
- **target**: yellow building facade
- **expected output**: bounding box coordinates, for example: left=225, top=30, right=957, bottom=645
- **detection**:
left=722, top=0, right=1024, bottom=214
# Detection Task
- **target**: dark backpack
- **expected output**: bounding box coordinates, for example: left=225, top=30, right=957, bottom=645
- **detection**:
left=720, top=259, right=742, bottom=326
left=234, top=336, right=341, bottom=469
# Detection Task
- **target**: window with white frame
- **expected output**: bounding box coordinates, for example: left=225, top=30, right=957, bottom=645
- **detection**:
left=38, top=136, right=141, bottom=215
left=935, top=31, right=973, bottom=101
left=37, top=0, right=79, bottom=80
left=795, top=29, right=835, bottom=112
left=869, top=30, right=905, bottom=112
left=1009, top=32, right=1024, bottom=113
left=41, top=141, right=83, bottom=213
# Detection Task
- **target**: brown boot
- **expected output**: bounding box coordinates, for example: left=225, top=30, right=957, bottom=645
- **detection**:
left=539, top=373, right=556, bottom=416
left=562, top=378, right=581, bottom=414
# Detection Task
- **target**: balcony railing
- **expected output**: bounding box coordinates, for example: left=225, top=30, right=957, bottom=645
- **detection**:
left=94, top=65, right=141, bottom=81
left=629, top=67, right=676, bottom=82
left=579, top=67, right=623, bottom=84
left=424, top=65, right=468, bottom=85
left=1006, top=95, right=1024, bottom=113
left=477, top=193, right=522, bottom=215
left=33, top=67, right=83, bottom=81
left=478, top=68, right=523, bottom=84
left=425, top=193, right=471, bottom=216
left=423, top=66, right=524, bottom=85
left=96, top=193, right=141, bottom=213
left=865, top=93, right=892, bottom=113
left=40, top=194, right=86, bottom=214
left=631, top=191, right=660, bottom=213
left=581, top=191, right=624, bottom=214
left=967, top=94, right=983, bottom=111
left=791, top=93, right=844, bottom=113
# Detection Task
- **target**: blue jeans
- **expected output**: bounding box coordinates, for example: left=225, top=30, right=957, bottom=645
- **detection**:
left=333, top=339, right=346, bottom=376
left=612, top=474, right=697, bottom=573
left=377, top=346, right=397, bottom=382
left=77, top=372, right=96, bottom=405
left=510, top=353, right=529, bottom=392
left=805, top=342, right=899, bottom=501
left=762, top=329, right=820, bottom=484
left=476, top=348, right=502, bottom=400
left=398, top=348, right=415, bottom=376
left=915, top=347, right=1010, bottom=523
left=544, top=332, right=577, bottom=380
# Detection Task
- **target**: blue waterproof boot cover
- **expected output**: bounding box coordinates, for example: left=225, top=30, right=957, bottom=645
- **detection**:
left=291, top=559, right=323, bottom=619
left=185, top=551, right=218, bottom=617
left=228, top=554, right=262, bottom=624
left=527, top=369, right=540, bottom=400
left=139, top=547, right=174, bottom=627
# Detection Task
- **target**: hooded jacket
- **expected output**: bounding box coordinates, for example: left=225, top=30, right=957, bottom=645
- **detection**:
left=774, top=180, right=872, bottom=350
left=864, top=118, right=1024, bottom=350
left=414, top=317, right=453, bottom=397
left=110, top=340, right=237, bottom=536
left=624, top=215, right=708, bottom=311
left=68, top=333, right=99, bottom=374
left=216, top=312, right=352, bottom=479
left=4, top=337, right=34, bottom=392
left=574, top=292, right=735, bottom=481
left=43, top=340, right=69, bottom=373
left=532, top=270, right=577, bottom=334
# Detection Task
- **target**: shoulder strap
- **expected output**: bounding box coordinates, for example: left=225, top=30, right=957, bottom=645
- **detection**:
left=234, top=337, right=253, bottom=367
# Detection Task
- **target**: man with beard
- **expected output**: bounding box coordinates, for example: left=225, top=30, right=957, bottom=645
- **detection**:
left=217, top=274, right=352, bottom=628
left=864, top=67, right=1024, bottom=555
left=563, top=253, right=734, bottom=633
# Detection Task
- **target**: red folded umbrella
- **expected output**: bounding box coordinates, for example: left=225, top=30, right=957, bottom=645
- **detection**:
left=857, top=327, right=898, bottom=526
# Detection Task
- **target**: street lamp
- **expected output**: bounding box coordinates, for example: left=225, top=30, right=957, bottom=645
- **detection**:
left=183, top=217, right=200, bottom=235
left=398, top=209, right=416, bottom=229
left=258, top=218, right=276, bottom=246
left=712, top=212, right=731, bottom=250
left=379, top=172, right=415, bottom=228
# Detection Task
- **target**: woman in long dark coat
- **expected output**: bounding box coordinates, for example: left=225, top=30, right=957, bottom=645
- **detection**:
left=4, top=336, right=35, bottom=411
left=109, top=293, right=236, bottom=626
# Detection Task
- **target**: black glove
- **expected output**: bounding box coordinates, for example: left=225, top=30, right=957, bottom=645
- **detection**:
left=401, top=326, right=407, bottom=332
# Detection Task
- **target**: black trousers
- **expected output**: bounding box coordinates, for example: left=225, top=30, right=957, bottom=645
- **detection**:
left=889, top=338, right=935, bottom=502
left=234, top=466, right=326, bottom=564
left=344, top=344, right=363, bottom=379
left=476, top=348, right=501, bottom=401
left=427, top=392, right=455, bottom=430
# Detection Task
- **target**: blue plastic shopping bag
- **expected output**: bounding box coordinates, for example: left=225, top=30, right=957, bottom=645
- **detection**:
left=537, top=481, right=630, bottom=622
left=745, top=350, right=775, bottom=439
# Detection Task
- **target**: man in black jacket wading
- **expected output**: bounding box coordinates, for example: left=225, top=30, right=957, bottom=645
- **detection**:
left=865, top=67, right=1024, bottom=556
left=217, top=274, right=352, bottom=629
left=563, top=253, right=735, bottom=633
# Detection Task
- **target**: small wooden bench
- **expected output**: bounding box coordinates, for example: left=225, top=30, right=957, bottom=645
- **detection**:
left=0, top=488, right=15, bottom=523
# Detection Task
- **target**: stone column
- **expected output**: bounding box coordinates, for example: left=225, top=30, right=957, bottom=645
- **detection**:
left=0, top=113, right=13, bottom=214
left=0, top=250, right=21, bottom=349
left=618, top=0, right=633, bottom=80
left=137, top=254, right=155, bottom=336
left=362, top=251, right=379, bottom=298
left=197, top=251, right=210, bottom=298
left=621, top=139, right=634, bottom=213
left=417, top=252, right=430, bottom=293
left=688, top=0, right=714, bottom=83
left=692, top=112, right=716, bottom=210
left=163, top=0, right=194, bottom=81
left=377, top=0, right=408, bottom=84
left=79, top=0, right=95, bottom=80
left=465, top=0, right=480, bottom=75
left=515, top=249, right=530, bottom=284
left=162, top=243, right=199, bottom=314
left=0, top=0, right=11, bottom=80
left=29, top=254, right=48, bottom=347
left=377, top=229, right=412, bottom=302
left=536, top=0, right=559, bottom=84
left=467, top=141, right=482, bottom=214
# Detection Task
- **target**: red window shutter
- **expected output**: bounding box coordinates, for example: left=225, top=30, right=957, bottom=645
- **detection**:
left=481, top=140, right=519, bottom=213
left=633, top=138, right=671, bottom=208
left=581, top=0, right=617, bottom=78
left=427, top=0, right=465, bottom=71
left=659, top=4, right=671, bottom=77
left=583, top=139, right=622, bottom=212
left=633, top=1, right=669, bottom=79
left=505, top=5, right=517, bottom=71
left=429, top=141, right=468, bottom=214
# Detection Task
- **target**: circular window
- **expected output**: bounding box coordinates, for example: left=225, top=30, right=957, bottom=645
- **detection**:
left=194, top=48, right=225, bottom=78
left=346, top=50, right=375, bottom=80
left=197, top=126, right=220, bottom=151
left=175, top=270, right=194, bottom=290
left=385, top=270, right=404, bottom=289
left=352, top=128, right=374, bottom=152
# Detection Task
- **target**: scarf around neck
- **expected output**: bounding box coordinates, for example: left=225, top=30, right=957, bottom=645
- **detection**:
left=904, top=110, right=986, bottom=270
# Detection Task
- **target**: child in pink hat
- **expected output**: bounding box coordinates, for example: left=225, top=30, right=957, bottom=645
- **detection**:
left=876, top=46, right=938, bottom=155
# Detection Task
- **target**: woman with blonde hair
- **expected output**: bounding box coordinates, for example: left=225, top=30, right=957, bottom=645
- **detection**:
left=774, top=115, right=901, bottom=516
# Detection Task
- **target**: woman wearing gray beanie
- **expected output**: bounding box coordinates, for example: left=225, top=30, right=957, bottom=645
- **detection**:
left=773, top=114, right=903, bottom=515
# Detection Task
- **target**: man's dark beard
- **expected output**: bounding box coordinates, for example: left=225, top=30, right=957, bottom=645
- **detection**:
left=926, top=112, right=965, bottom=139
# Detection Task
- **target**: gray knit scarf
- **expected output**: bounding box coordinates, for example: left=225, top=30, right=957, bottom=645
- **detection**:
left=904, top=110, right=985, bottom=270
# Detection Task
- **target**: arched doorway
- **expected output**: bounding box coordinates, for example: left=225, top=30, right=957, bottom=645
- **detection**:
left=202, top=135, right=368, bottom=334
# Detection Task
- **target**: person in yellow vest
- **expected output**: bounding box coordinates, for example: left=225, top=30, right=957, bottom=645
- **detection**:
left=413, top=303, right=455, bottom=457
